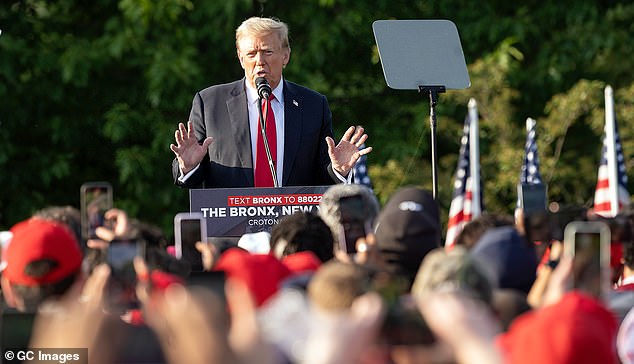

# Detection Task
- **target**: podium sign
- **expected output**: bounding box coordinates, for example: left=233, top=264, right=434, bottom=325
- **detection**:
left=190, top=186, right=330, bottom=237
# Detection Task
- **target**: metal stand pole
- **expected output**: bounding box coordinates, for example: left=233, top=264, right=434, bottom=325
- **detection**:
left=419, top=86, right=445, bottom=200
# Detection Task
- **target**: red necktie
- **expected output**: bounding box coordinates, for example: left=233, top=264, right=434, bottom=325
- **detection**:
left=254, top=95, right=277, bottom=187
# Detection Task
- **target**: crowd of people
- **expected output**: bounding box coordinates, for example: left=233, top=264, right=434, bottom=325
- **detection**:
left=1, top=183, right=634, bottom=364
left=3, top=12, right=633, bottom=364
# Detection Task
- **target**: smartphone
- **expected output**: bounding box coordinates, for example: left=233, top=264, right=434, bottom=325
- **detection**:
left=548, top=206, right=587, bottom=242
left=186, top=271, right=226, bottom=303
left=80, top=182, right=113, bottom=240
left=107, top=239, right=145, bottom=310
left=517, top=183, right=547, bottom=216
left=0, top=310, right=35, bottom=350
left=564, top=221, right=611, bottom=300
left=174, top=212, right=206, bottom=272
left=337, top=195, right=369, bottom=254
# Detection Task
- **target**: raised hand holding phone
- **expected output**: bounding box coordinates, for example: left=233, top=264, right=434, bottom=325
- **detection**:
left=107, top=239, right=145, bottom=311
left=337, top=195, right=369, bottom=255
left=563, top=221, right=611, bottom=300
left=86, top=208, right=134, bottom=250
left=80, top=182, right=113, bottom=241
left=174, top=212, right=207, bottom=272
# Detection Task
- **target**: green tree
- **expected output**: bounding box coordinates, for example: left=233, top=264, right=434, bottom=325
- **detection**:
left=2, top=0, right=634, bottom=239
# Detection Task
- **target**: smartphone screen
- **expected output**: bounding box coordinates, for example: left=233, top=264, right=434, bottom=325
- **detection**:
left=107, top=240, right=144, bottom=310
left=517, top=183, right=547, bottom=216
left=548, top=206, right=587, bottom=242
left=337, top=195, right=368, bottom=254
left=186, top=271, right=226, bottom=303
left=109, top=241, right=142, bottom=275
left=80, top=182, right=113, bottom=240
left=174, top=213, right=206, bottom=272
left=564, top=221, right=610, bottom=300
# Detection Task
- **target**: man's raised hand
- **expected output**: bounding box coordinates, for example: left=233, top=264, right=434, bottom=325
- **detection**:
left=326, top=125, right=372, bottom=177
left=170, top=121, right=214, bottom=175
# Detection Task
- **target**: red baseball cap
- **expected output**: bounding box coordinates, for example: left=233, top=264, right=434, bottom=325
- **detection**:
left=281, top=251, right=322, bottom=274
left=214, top=248, right=292, bottom=306
left=497, top=292, right=618, bottom=364
left=4, top=218, right=82, bottom=286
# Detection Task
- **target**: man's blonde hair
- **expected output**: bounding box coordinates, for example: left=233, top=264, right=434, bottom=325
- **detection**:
left=235, top=17, right=290, bottom=50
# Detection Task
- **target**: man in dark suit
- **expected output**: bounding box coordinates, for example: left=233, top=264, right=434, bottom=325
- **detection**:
left=171, top=16, right=371, bottom=189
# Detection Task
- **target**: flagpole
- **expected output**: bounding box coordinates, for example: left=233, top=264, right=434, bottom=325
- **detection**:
left=605, top=85, right=619, bottom=217
left=526, top=118, right=536, bottom=135
left=468, top=98, right=481, bottom=217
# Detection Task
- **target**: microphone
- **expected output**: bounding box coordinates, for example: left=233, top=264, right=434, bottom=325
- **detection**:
left=255, top=77, right=272, bottom=99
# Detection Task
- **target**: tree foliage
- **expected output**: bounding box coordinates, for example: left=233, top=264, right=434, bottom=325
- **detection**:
left=2, top=0, right=634, bottom=237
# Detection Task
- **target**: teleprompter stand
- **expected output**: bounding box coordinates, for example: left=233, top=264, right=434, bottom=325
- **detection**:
left=419, top=85, right=445, bottom=199
left=373, top=20, right=470, bottom=199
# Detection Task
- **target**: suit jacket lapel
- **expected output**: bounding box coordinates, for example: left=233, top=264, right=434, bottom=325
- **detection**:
left=226, top=79, right=254, bottom=185
left=283, top=81, right=302, bottom=185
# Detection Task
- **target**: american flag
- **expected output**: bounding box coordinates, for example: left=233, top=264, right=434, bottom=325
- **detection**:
left=593, top=86, right=629, bottom=217
left=517, top=118, right=543, bottom=206
left=520, top=118, right=543, bottom=185
left=352, top=143, right=372, bottom=188
left=445, top=99, right=482, bottom=248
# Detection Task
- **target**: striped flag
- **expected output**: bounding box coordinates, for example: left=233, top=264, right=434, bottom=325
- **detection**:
left=445, top=98, right=482, bottom=248
left=520, top=118, right=543, bottom=185
left=517, top=118, right=543, bottom=207
left=593, top=86, right=630, bottom=217
left=352, top=143, right=373, bottom=188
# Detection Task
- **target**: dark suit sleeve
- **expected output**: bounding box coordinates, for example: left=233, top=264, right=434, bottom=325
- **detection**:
left=317, top=95, right=342, bottom=185
left=172, top=92, right=210, bottom=188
